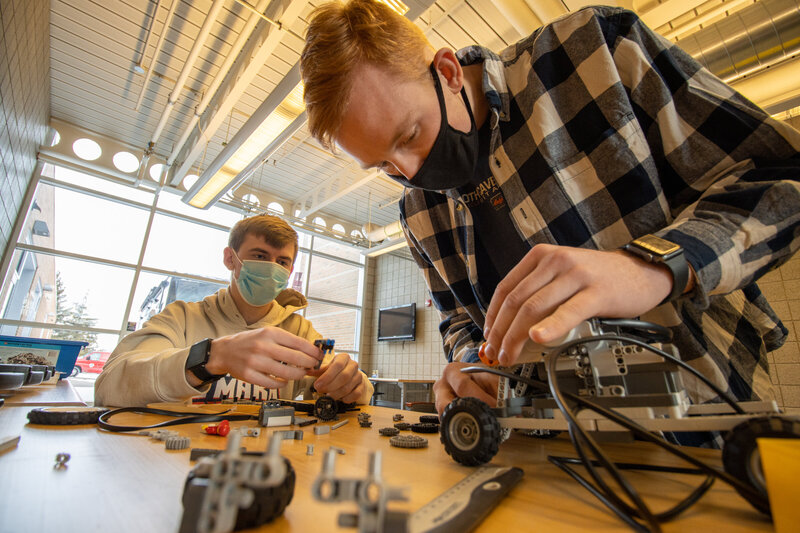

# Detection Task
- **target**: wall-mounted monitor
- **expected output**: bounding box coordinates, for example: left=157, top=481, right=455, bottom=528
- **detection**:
left=377, top=303, right=416, bottom=342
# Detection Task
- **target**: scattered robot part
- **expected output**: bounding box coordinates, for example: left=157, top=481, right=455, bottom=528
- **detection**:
left=0, top=435, right=20, bottom=454
left=53, top=452, right=70, bottom=470
left=389, top=435, right=428, bottom=449
left=140, top=429, right=180, bottom=441
left=306, top=444, right=314, bottom=456
left=179, top=431, right=296, bottom=533
left=314, top=425, right=331, bottom=435
left=273, top=430, right=303, bottom=442
left=312, top=450, right=409, bottom=533
left=393, top=422, right=411, bottom=431
left=295, top=417, right=317, bottom=427
left=314, top=338, right=335, bottom=370
left=314, top=396, right=339, bottom=421
left=329, top=446, right=346, bottom=455
left=203, top=420, right=231, bottom=436
left=378, top=427, right=399, bottom=437
left=332, top=419, right=349, bottom=430
left=239, top=427, right=261, bottom=438
left=166, top=436, right=191, bottom=451
left=27, top=407, right=109, bottom=425
left=393, top=414, right=404, bottom=422
left=313, top=451, right=523, bottom=533
left=440, top=318, right=800, bottom=528
left=358, top=413, right=372, bottom=428
left=418, top=416, right=439, bottom=425
left=410, top=423, right=439, bottom=434
left=258, top=400, right=295, bottom=427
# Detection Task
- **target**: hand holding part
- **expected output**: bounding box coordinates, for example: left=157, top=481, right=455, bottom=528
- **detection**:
left=433, top=362, right=498, bottom=416
left=205, top=327, right=324, bottom=389
left=482, top=244, right=674, bottom=367
left=306, top=352, right=365, bottom=404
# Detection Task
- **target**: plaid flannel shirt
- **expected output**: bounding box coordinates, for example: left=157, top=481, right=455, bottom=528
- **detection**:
left=399, top=6, right=800, bottom=403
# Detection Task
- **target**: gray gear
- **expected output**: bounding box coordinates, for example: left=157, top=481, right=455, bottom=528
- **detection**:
left=165, top=436, right=191, bottom=450
left=392, top=414, right=404, bottom=422
left=378, top=427, right=399, bottom=436
left=389, top=435, right=428, bottom=448
left=394, top=422, right=411, bottom=431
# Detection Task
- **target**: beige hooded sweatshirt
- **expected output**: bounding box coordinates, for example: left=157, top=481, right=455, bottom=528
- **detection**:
left=94, top=287, right=372, bottom=407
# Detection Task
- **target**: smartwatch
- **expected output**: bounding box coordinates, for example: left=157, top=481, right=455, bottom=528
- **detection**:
left=622, top=234, right=689, bottom=304
left=185, top=338, right=225, bottom=385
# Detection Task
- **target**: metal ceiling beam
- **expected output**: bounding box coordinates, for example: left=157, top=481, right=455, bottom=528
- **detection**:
left=167, top=0, right=307, bottom=187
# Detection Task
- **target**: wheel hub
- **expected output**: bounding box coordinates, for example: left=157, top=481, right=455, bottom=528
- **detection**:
left=449, top=412, right=479, bottom=451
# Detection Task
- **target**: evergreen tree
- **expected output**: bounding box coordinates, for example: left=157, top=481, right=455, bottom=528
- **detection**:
left=52, top=272, right=98, bottom=350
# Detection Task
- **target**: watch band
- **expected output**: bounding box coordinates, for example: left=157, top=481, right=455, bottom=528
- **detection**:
left=186, top=338, right=225, bottom=385
left=622, top=235, right=689, bottom=304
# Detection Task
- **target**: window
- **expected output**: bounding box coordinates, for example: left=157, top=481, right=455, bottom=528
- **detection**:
left=0, top=164, right=367, bottom=372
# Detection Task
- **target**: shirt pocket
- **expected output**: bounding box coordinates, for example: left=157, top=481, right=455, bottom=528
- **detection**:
left=554, top=113, right=667, bottom=250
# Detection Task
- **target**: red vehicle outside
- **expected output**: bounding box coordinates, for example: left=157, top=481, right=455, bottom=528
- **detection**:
left=71, top=351, right=110, bottom=376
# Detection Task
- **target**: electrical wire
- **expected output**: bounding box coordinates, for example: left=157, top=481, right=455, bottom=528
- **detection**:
left=460, top=325, right=767, bottom=532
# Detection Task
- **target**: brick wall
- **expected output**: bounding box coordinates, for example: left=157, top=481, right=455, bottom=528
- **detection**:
left=0, top=0, right=49, bottom=260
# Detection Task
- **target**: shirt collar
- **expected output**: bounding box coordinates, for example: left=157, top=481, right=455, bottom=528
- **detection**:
left=456, top=45, right=509, bottom=124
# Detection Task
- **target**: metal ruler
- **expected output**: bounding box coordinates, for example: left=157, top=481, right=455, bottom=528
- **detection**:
left=407, top=465, right=524, bottom=533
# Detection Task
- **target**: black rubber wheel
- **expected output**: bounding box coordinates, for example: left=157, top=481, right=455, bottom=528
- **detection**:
left=722, top=416, right=800, bottom=515
left=440, top=397, right=500, bottom=466
left=183, top=457, right=295, bottom=531
left=411, top=423, right=439, bottom=433
left=314, top=396, right=338, bottom=421
left=419, top=415, right=440, bottom=424
left=233, top=457, right=296, bottom=529
left=70, top=366, right=80, bottom=377
left=27, top=407, right=109, bottom=425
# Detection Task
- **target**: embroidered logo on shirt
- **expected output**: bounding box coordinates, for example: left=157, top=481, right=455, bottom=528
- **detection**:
left=461, top=176, right=506, bottom=211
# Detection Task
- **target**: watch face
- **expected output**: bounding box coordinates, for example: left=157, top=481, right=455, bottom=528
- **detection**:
left=634, top=235, right=681, bottom=256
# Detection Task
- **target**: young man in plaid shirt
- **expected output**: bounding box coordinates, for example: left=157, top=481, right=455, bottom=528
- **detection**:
left=301, top=0, right=800, bottom=437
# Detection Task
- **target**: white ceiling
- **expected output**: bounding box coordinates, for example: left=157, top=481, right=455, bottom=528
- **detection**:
left=46, top=0, right=800, bottom=237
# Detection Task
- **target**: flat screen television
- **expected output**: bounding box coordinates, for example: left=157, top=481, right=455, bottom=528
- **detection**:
left=377, top=303, right=416, bottom=342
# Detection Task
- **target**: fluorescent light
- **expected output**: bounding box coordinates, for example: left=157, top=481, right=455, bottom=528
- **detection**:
left=183, top=64, right=305, bottom=209
left=379, top=0, right=409, bottom=15
left=363, top=237, right=409, bottom=257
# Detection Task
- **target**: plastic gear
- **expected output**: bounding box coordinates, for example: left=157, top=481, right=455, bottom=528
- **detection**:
left=27, top=407, right=109, bottom=425
left=378, top=427, right=400, bottom=436
left=314, top=396, right=338, bottom=421
left=165, top=436, right=191, bottom=450
left=393, top=422, right=411, bottom=431
left=418, top=415, right=440, bottom=424
left=411, top=423, right=439, bottom=434
left=389, top=435, right=428, bottom=448
left=393, top=414, right=404, bottom=422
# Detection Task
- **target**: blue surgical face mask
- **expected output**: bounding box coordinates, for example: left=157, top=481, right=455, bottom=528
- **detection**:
left=232, top=251, right=291, bottom=307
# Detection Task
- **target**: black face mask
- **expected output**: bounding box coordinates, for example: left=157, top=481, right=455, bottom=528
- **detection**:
left=388, top=63, right=479, bottom=191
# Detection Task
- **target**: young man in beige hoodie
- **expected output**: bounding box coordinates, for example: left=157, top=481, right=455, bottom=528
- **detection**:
left=95, top=214, right=373, bottom=408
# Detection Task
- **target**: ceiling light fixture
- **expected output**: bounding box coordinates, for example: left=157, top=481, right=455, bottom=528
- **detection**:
left=182, top=0, right=413, bottom=210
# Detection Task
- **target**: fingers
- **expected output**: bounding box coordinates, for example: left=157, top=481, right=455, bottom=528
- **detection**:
left=434, top=363, right=498, bottom=415
left=312, top=354, right=362, bottom=401
left=262, top=328, right=324, bottom=367
left=484, top=245, right=550, bottom=336
left=494, top=272, right=587, bottom=365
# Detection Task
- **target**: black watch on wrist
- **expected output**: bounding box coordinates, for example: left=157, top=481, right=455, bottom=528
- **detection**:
left=185, top=338, right=225, bottom=386
left=622, top=234, right=689, bottom=304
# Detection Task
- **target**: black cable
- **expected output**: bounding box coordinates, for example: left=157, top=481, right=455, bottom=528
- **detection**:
left=97, top=406, right=255, bottom=432
left=596, top=318, right=672, bottom=343
left=463, top=364, right=764, bottom=502
left=461, top=328, right=768, bottom=531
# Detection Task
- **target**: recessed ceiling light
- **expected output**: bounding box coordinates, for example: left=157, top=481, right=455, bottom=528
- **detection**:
left=183, top=174, right=199, bottom=189
left=73, top=138, right=102, bottom=160
left=149, top=163, right=165, bottom=181
left=113, top=151, right=140, bottom=173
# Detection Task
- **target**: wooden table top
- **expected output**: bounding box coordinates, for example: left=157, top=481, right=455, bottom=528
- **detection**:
left=0, top=398, right=773, bottom=532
